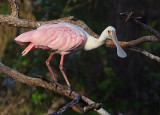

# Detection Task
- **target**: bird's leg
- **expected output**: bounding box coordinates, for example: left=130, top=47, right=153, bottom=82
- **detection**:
left=59, top=55, right=71, bottom=87
left=59, top=55, right=73, bottom=95
left=46, top=53, right=58, bottom=83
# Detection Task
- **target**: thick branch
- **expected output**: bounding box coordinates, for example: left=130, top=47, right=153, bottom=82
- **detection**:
left=0, top=15, right=98, bottom=38
left=105, top=35, right=159, bottom=48
left=105, top=36, right=160, bottom=62
left=0, top=11, right=159, bottom=48
left=1, top=14, right=160, bottom=62
left=0, top=62, right=110, bottom=115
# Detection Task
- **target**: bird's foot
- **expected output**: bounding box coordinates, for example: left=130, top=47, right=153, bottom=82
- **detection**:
left=53, top=81, right=59, bottom=91
left=69, top=86, right=74, bottom=96
left=36, top=75, right=50, bottom=83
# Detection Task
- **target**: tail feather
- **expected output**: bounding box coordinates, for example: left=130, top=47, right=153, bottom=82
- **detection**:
left=22, top=43, right=35, bottom=56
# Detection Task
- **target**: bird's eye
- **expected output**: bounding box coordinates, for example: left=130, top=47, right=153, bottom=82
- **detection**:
left=108, top=30, right=111, bottom=35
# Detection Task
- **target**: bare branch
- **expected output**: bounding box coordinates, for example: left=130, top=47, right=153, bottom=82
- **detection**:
left=118, top=12, right=160, bottom=62
left=72, top=103, right=102, bottom=114
left=1, top=14, right=160, bottom=63
left=129, top=47, right=160, bottom=62
left=105, top=36, right=160, bottom=62
left=0, top=62, right=109, bottom=115
left=133, top=20, right=160, bottom=39
left=50, top=94, right=81, bottom=115
left=0, top=15, right=98, bottom=38
left=120, top=12, right=160, bottom=39
left=105, top=35, right=159, bottom=48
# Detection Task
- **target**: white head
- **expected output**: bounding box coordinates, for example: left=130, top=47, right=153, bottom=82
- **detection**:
left=104, top=26, right=127, bottom=58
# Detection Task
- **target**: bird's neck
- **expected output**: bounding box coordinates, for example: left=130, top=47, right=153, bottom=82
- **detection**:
left=84, top=30, right=106, bottom=51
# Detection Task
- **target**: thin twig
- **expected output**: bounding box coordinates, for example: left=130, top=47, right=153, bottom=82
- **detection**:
left=49, top=94, right=81, bottom=115
left=71, top=102, right=102, bottom=114
left=132, top=19, right=160, bottom=39
left=129, top=47, right=160, bottom=62
left=120, top=12, right=160, bottom=39
left=119, top=11, right=160, bottom=62
left=125, top=11, right=134, bottom=22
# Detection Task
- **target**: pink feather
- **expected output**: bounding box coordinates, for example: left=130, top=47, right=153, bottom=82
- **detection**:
left=15, top=22, right=87, bottom=55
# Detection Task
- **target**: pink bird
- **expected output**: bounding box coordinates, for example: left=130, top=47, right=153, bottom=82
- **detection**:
left=15, top=22, right=127, bottom=87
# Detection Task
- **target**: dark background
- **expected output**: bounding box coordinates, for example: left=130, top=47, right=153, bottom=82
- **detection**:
left=0, top=0, right=160, bottom=115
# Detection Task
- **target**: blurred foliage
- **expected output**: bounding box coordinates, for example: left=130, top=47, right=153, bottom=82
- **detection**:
left=0, top=0, right=160, bottom=115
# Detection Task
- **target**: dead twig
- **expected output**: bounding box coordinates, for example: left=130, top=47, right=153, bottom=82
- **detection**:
left=120, top=12, right=160, bottom=39
left=119, top=11, right=160, bottom=62
left=49, top=94, right=81, bottom=115
left=129, top=47, right=160, bottom=62
left=125, top=11, right=134, bottom=22
left=72, top=102, right=102, bottom=114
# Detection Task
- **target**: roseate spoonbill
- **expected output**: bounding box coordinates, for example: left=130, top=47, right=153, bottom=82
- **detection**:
left=15, top=22, right=127, bottom=87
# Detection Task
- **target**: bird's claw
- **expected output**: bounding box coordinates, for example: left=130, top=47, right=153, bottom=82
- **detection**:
left=53, top=82, right=59, bottom=91
left=69, top=86, right=74, bottom=96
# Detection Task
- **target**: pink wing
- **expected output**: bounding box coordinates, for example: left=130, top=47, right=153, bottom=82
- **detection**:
left=15, top=23, right=87, bottom=53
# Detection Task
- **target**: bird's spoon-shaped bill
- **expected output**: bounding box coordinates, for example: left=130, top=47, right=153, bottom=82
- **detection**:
left=109, top=31, right=127, bottom=58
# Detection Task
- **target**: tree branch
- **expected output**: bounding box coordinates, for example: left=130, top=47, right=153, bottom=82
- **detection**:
left=72, top=102, right=103, bottom=114
left=120, top=12, right=160, bottom=39
left=0, top=0, right=110, bottom=114
left=129, top=47, right=160, bottom=62
left=0, top=62, right=110, bottom=115
left=118, top=11, right=160, bottom=62
left=1, top=13, right=160, bottom=62
left=51, top=94, right=81, bottom=115
left=105, top=35, right=159, bottom=48
left=0, top=15, right=98, bottom=38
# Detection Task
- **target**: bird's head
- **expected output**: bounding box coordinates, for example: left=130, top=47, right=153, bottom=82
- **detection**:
left=105, top=26, right=116, bottom=38
left=104, top=26, right=127, bottom=58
